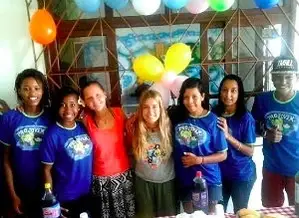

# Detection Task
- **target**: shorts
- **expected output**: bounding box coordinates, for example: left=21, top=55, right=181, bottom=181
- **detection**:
left=262, top=168, right=295, bottom=207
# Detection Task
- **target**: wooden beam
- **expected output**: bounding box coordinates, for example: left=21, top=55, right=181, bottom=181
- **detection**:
left=56, top=7, right=290, bottom=39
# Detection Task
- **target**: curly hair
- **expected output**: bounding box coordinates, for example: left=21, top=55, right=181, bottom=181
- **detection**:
left=14, top=68, right=50, bottom=108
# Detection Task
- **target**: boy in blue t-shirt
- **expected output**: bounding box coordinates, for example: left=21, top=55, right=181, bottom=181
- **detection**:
left=40, top=87, right=93, bottom=218
left=252, top=56, right=299, bottom=207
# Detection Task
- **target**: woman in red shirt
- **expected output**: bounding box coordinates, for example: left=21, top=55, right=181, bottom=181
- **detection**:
left=79, top=77, right=135, bottom=218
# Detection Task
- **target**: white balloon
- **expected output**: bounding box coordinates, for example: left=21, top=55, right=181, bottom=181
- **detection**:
left=170, top=76, right=188, bottom=97
left=186, top=0, right=209, bottom=14
left=161, top=71, right=177, bottom=89
left=132, top=0, right=161, bottom=16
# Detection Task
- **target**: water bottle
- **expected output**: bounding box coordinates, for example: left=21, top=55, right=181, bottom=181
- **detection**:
left=41, top=183, right=61, bottom=218
left=191, top=171, right=208, bottom=214
left=295, top=171, right=299, bottom=215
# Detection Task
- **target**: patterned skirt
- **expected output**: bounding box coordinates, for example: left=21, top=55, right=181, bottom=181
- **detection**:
left=91, top=170, right=135, bottom=218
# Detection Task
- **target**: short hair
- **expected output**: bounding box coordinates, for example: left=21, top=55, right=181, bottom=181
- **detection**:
left=15, top=68, right=50, bottom=108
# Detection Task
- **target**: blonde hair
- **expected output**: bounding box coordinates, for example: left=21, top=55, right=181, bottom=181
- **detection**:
left=132, top=90, right=173, bottom=160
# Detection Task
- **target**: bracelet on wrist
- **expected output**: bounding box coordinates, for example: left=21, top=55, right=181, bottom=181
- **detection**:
left=237, top=142, right=242, bottom=151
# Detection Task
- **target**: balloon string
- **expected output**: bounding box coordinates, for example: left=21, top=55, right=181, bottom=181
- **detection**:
left=43, top=0, right=45, bottom=9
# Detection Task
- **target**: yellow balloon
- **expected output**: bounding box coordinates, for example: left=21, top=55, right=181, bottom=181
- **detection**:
left=133, top=54, right=165, bottom=82
left=165, top=43, right=192, bottom=74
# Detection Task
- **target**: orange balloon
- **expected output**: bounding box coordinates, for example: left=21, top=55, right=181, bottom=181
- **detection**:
left=29, top=9, right=56, bottom=45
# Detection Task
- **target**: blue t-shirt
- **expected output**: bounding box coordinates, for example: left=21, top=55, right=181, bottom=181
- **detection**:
left=0, top=109, right=50, bottom=192
left=40, top=122, right=93, bottom=203
left=252, top=91, right=299, bottom=177
left=218, top=112, right=256, bottom=181
left=174, top=111, right=227, bottom=187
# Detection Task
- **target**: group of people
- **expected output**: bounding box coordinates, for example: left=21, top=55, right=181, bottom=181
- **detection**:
left=0, top=55, right=298, bottom=218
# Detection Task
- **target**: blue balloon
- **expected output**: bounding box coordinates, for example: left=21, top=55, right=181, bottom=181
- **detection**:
left=105, top=0, right=129, bottom=10
left=163, top=0, right=189, bottom=10
left=254, top=0, right=279, bottom=9
left=75, top=0, right=101, bottom=13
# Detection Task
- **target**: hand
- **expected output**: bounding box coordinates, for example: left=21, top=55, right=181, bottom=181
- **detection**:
left=217, top=117, right=229, bottom=139
left=60, top=207, right=69, bottom=218
left=181, top=152, right=201, bottom=168
left=12, top=195, right=23, bottom=215
left=265, top=127, right=282, bottom=143
left=0, top=99, right=10, bottom=113
left=15, top=104, right=24, bottom=112
left=125, top=113, right=137, bottom=136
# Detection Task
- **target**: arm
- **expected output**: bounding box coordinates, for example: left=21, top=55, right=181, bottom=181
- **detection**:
left=251, top=95, right=264, bottom=136
left=200, top=151, right=227, bottom=164
left=182, top=151, right=227, bottom=167
left=251, top=96, right=282, bottom=143
left=43, top=164, right=53, bottom=186
left=43, top=163, right=68, bottom=217
left=226, top=134, right=254, bottom=156
left=217, top=117, right=254, bottom=157
left=124, top=113, right=138, bottom=168
left=125, top=113, right=137, bottom=147
left=3, top=146, right=22, bottom=214
left=40, top=131, right=56, bottom=187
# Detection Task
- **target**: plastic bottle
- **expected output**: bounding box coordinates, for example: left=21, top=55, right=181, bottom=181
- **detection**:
left=41, top=183, right=61, bottom=218
left=295, top=171, right=299, bottom=215
left=191, top=171, right=208, bottom=214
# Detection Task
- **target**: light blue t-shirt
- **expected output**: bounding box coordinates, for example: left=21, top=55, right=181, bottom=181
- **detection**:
left=40, top=122, right=93, bottom=202
left=0, top=109, right=50, bottom=192
left=219, top=112, right=256, bottom=181
left=174, top=111, right=227, bottom=187
left=252, top=91, right=299, bottom=176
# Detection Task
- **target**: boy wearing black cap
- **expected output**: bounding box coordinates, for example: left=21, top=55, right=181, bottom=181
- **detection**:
left=252, top=56, right=299, bottom=207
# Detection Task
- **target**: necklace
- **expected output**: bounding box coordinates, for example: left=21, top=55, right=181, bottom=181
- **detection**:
left=94, top=110, right=113, bottom=129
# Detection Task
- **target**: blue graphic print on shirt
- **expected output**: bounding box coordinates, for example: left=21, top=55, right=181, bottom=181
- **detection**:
left=0, top=109, right=50, bottom=191
left=265, top=111, right=299, bottom=136
left=65, top=134, right=92, bottom=161
left=15, top=125, right=46, bottom=150
left=176, top=124, right=207, bottom=148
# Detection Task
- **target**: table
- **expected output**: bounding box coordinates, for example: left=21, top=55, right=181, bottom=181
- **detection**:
left=157, top=206, right=298, bottom=218
left=225, top=206, right=298, bottom=218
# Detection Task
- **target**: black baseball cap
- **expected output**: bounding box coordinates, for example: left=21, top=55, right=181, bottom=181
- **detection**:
left=272, top=56, right=298, bottom=74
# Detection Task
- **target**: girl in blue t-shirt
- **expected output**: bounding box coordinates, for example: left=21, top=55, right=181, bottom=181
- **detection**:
left=1, top=69, right=51, bottom=218
left=40, top=86, right=93, bottom=218
left=173, top=78, right=227, bottom=214
left=213, top=75, right=256, bottom=213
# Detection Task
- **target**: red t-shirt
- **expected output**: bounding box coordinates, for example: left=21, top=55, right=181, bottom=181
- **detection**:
left=84, top=107, right=130, bottom=176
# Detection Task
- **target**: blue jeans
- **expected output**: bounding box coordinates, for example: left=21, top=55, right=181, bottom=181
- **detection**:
left=221, top=178, right=256, bottom=214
